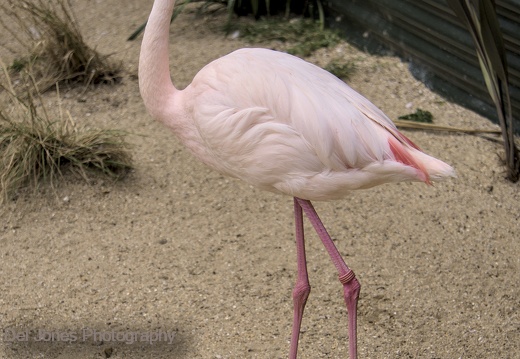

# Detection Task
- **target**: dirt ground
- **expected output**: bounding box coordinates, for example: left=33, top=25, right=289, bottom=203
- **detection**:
left=1, top=1, right=519, bottom=358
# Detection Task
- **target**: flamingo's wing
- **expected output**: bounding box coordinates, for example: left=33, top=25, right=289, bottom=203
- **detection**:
left=187, top=48, right=453, bottom=199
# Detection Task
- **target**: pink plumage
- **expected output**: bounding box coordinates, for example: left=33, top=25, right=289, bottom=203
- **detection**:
left=142, top=47, right=453, bottom=200
left=139, top=1, right=454, bottom=358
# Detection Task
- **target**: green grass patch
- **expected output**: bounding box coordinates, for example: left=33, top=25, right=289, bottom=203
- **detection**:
left=237, top=18, right=342, bottom=57
left=324, top=60, right=356, bottom=80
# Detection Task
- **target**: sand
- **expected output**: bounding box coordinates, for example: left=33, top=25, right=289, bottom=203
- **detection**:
left=0, top=1, right=519, bottom=358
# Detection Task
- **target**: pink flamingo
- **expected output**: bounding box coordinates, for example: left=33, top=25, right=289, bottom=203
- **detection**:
left=138, top=1, right=455, bottom=358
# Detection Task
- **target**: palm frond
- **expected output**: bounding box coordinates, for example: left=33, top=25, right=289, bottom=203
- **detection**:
left=448, top=0, right=519, bottom=182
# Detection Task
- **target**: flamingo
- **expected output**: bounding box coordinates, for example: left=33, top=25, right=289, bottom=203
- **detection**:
left=138, top=0, right=455, bottom=358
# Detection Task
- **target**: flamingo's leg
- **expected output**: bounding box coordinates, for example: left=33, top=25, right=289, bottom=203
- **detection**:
left=289, top=198, right=311, bottom=359
left=295, top=198, right=361, bottom=359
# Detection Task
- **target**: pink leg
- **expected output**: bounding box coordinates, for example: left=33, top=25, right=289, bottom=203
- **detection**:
left=295, top=198, right=360, bottom=359
left=289, top=198, right=311, bottom=359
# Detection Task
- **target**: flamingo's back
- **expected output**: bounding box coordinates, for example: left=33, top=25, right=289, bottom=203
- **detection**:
left=175, top=48, right=454, bottom=200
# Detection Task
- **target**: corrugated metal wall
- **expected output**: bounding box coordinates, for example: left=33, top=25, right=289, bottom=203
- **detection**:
left=328, top=0, right=520, bottom=131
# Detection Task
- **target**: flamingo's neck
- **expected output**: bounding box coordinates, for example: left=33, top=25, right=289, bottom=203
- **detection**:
left=139, top=0, right=178, bottom=120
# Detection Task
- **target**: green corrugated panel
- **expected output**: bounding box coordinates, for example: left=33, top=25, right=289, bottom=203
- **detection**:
left=328, top=0, right=520, bottom=131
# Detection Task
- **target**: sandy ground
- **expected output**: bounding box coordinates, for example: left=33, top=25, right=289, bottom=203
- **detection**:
left=1, top=1, right=519, bottom=358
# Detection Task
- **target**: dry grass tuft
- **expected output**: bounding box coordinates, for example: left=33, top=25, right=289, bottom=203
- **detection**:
left=0, top=63, right=132, bottom=203
left=0, top=0, right=121, bottom=92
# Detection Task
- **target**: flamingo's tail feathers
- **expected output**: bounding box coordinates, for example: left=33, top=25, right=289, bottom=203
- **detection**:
left=388, top=136, right=455, bottom=184
left=399, top=133, right=421, bottom=151
left=388, top=137, right=431, bottom=184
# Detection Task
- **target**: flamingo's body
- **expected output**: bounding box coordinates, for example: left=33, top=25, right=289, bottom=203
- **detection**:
left=139, top=1, right=455, bottom=358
